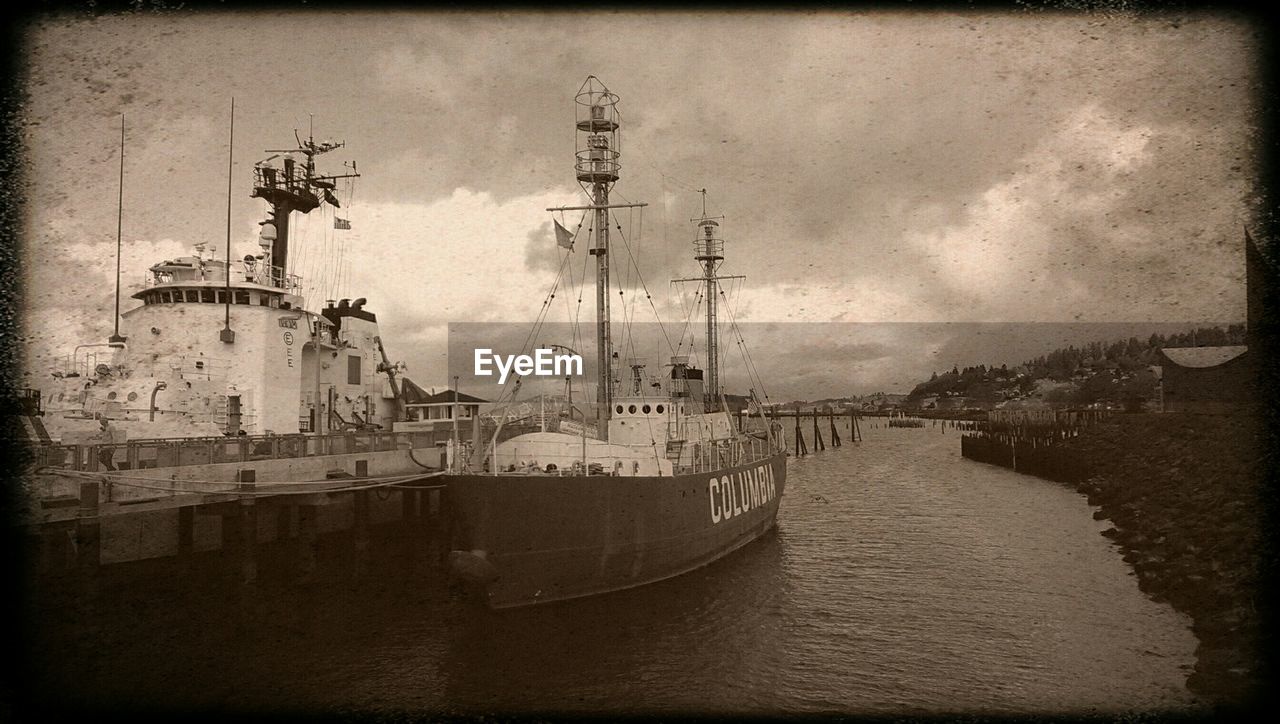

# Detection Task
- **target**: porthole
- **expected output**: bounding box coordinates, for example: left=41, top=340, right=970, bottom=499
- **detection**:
left=656, top=404, right=665, bottom=413
left=628, top=404, right=637, bottom=414
left=642, top=404, right=651, bottom=414
left=127, top=392, right=138, bottom=402
left=616, top=404, right=624, bottom=414
left=106, top=391, right=117, bottom=400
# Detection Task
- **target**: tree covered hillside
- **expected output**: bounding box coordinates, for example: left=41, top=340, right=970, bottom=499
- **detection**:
left=905, top=324, right=1246, bottom=410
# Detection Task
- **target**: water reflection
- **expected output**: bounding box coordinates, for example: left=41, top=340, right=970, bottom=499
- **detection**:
left=439, top=529, right=788, bottom=715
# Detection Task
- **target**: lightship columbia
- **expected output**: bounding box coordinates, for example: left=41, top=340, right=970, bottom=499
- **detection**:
left=443, top=77, right=789, bottom=609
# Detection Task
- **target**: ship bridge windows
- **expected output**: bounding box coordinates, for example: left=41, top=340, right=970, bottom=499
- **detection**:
left=145, top=287, right=265, bottom=306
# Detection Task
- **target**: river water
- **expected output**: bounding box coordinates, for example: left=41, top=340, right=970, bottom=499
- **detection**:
left=20, top=422, right=1201, bottom=717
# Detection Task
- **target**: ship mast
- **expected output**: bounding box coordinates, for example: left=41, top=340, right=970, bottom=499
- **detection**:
left=675, top=192, right=744, bottom=410
left=547, top=78, right=646, bottom=439
left=254, top=129, right=359, bottom=280
left=575, top=77, right=621, bottom=436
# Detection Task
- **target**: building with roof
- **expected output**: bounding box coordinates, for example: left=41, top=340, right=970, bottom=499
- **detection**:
left=394, top=388, right=490, bottom=432
left=1157, top=345, right=1252, bottom=413
left=1155, top=231, right=1271, bottom=413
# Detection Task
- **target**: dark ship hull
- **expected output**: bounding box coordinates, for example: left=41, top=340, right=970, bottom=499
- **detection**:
left=446, top=452, right=787, bottom=608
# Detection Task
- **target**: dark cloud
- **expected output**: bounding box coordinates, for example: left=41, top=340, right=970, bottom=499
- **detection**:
left=20, top=12, right=1260, bottom=397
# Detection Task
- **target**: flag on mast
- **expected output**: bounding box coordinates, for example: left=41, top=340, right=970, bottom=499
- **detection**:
left=334, top=217, right=351, bottom=230
left=554, top=219, right=574, bottom=250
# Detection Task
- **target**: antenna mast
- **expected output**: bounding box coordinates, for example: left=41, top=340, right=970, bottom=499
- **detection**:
left=256, top=125, right=359, bottom=285
left=109, top=114, right=126, bottom=345
left=220, top=98, right=236, bottom=344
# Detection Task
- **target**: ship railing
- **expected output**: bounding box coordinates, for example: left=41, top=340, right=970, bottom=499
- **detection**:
left=253, top=164, right=312, bottom=197
left=29, top=429, right=452, bottom=498
left=671, top=435, right=775, bottom=476
left=159, top=354, right=230, bottom=381
left=143, top=264, right=302, bottom=294
left=54, top=351, right=103, bottom=379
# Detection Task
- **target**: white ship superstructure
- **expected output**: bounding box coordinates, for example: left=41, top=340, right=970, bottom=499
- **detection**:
left=37, top=129, right=405, bottom=447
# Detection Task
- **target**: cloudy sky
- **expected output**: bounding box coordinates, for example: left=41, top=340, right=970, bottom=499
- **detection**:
left=16, top=10, right=1261, bottom=399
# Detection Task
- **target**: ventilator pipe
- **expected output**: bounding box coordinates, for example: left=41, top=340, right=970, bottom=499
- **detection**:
left=149, top=380, right=168, bottom=421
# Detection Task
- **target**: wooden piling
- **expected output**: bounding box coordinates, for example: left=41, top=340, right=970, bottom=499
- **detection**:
left=813, top=409, right=826, bottom=451
left=353, top=489, right=370, bottom=575
left=402, top=486, right=418, bottom=522
left=178, top=505, right=194, bottom=561
left=297, top=503, right=318, bottom=583
left=275, top=504, right=292, bottom=542
left=794, top=413, right=807, bottom=456
left=437, top=486, right=455, bottom=567
left=75, top=480, right=100, bottom=572
left=238, top=499, right=258, bottom=584
left=829, top=412, right=841, bottom=448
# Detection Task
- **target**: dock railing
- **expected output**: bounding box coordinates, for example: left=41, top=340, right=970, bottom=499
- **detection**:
left=29, top=429, right=451, bottom=475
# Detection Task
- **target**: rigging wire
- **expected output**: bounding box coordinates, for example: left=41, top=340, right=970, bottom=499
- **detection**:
left=608, top=208, right=675, bottom=360
left=718, top=286, right=771, bottom=405
left=339, top=174, right=357, bottom=297
left=671, top=283, right=704, bottom=363
left=559, top=210, right=589, bottom=360
left=493, top=248, right=575, bottom=410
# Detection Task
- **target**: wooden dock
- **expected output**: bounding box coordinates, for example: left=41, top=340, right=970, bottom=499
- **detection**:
left=18, top=429, right=456, bottom=582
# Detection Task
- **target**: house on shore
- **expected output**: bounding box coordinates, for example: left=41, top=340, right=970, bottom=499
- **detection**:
left=1157, top=231, right=1271, bottom=413
left=394, top=386, right=490, bottom=432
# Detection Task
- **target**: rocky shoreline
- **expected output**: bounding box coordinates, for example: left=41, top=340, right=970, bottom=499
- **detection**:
left=1045, top=413, right=1265, bottom=708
